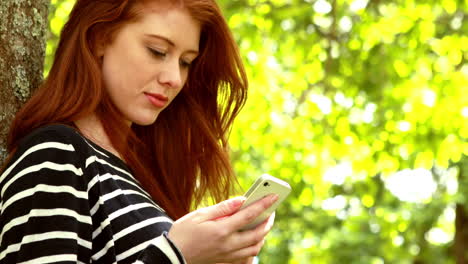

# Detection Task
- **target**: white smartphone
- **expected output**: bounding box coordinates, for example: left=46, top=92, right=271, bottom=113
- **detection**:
left=239, top=174, right=291, bottom=230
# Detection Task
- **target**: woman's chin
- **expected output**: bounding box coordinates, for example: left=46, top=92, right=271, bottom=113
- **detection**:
left=132, top=114, right=160, bottom=126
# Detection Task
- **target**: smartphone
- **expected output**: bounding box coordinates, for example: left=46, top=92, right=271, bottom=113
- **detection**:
left=239, top=174, right=291, bottom=230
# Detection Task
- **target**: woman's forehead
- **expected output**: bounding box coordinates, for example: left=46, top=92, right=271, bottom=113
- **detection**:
left=134, top=0, right=184, bottom=14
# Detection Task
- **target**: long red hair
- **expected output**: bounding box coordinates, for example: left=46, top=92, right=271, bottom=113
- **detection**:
left=7, top=0, right=248, bottom=219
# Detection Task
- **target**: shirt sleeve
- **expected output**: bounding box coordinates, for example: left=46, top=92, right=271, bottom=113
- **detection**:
left=135, top=232, right=187, bottom=264
left=0, top=131, right=93, bottom=264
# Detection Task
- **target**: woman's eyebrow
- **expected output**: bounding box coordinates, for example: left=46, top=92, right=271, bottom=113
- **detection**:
left=144, top=33, right=199, bottom=55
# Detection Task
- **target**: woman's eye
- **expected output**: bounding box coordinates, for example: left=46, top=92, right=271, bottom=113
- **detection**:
left=180, top=60, right=192, bottom=68
left=148, top=48, right=166, bottom=58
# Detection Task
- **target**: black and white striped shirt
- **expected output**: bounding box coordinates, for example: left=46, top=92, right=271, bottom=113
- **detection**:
left=0, top=124, right=186, bottom=264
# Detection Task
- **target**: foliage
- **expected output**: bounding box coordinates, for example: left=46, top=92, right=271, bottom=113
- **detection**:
left=45, top=0, right=468, bottom=263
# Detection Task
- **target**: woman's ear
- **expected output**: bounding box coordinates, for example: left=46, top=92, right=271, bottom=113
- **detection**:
left=93, top=34, right=107, bottom=59
left=96, top=41, right=106, bottom=58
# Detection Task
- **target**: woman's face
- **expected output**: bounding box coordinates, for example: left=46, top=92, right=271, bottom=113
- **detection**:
left=100, top=5, right=200, bottom=126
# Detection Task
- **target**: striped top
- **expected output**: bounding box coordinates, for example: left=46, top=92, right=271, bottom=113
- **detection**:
left=0, top=124, right=186, bottom=264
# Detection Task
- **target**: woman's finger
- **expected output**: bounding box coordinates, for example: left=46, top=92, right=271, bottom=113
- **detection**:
left=191, top=196, right=246, bottom=222
left=226, top=212, right=275, bottom=251
left=224, top=239, right=265, bottom=261
left=220, top=194, right=278, bottom=232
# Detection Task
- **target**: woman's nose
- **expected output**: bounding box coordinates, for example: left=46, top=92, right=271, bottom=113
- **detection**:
left=158, top=60, right=183, bottom=89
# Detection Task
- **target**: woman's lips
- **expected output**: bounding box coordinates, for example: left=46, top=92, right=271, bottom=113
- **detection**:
left=145, top=92, right=168, bottom=108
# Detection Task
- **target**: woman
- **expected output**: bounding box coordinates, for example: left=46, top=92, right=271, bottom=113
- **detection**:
left=0, top=0, right=277, bottom=263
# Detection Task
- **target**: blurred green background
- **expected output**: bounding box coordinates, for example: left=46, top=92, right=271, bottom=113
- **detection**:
left=46, top=0, right=468, bottom=263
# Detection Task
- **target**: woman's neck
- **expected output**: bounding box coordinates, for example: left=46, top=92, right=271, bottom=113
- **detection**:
left=74, top=113, right=124, bottom=160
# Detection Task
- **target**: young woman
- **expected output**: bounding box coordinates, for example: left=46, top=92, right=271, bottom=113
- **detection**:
left=0, top=0, right=277, bottom=263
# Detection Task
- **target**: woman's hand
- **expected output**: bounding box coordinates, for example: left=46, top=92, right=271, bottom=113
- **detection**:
left=168, top=195, right=278, bottom=264
left=218, top=255, right=260, bottom=264
left=217, top=256, right=255, bottom=264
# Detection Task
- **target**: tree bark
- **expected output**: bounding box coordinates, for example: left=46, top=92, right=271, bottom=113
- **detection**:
left=455, top=203, right=468, bottom=264
left=455, top=160, right=468, bottom=264
left=0, top=0, right=49, bottom=164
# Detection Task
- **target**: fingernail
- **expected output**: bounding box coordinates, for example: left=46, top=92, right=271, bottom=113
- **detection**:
left=270, top=194, right=279, bottom=203
left=230, top=196, right=246, bottom=208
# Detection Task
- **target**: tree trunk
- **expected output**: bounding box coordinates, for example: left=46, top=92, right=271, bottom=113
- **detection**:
left=455, top=160, right=468, bottom=264
left=0, top=0, right=49, bottom=164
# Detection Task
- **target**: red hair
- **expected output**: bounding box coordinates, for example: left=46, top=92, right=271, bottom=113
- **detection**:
left=7, top=0, right=248, bottom=219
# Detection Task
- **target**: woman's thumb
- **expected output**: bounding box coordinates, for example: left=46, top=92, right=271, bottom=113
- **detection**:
left=206, top=196, right=246, bottom=221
